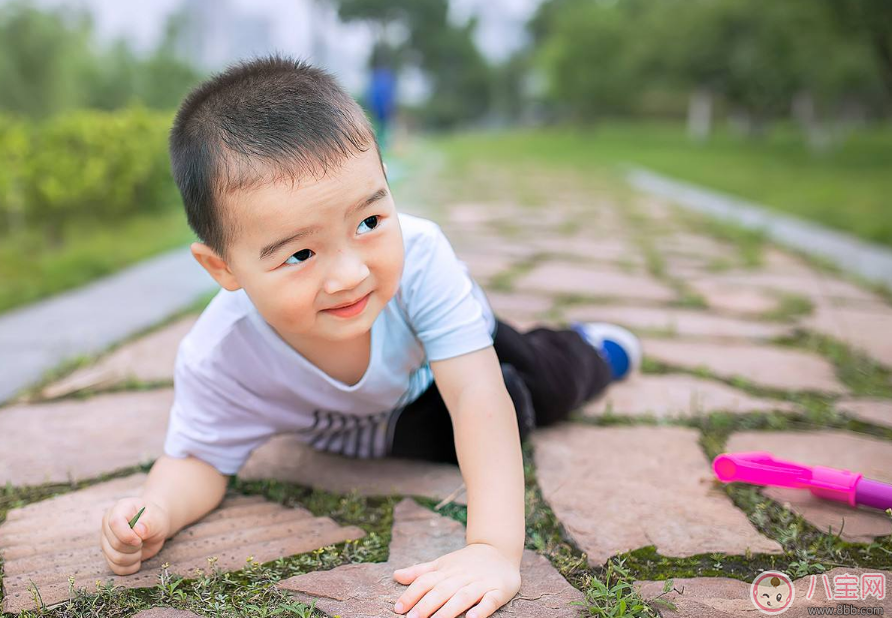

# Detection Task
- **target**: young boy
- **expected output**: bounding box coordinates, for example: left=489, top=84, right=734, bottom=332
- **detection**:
left=99, top=55, right=641, bottom=618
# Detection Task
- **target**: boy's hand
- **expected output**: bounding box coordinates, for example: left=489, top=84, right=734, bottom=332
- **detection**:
left=100, top=497, right=171, bottom=575
left=392, top=542, right=521, bottom=618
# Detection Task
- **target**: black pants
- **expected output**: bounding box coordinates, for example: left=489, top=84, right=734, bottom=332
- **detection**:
left=388, top=318, right=612, bottom=464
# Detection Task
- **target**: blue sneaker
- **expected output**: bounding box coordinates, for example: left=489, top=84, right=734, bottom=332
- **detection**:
left=569, top=321, right=642, bottom=382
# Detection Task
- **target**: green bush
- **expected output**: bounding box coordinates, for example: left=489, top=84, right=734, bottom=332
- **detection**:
left=0, top=106, right=176, bottom=244
left=0, top=114, right=29, bottom=236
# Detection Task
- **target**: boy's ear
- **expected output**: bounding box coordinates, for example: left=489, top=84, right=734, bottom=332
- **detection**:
left=190, top=242, right=242, bottom=291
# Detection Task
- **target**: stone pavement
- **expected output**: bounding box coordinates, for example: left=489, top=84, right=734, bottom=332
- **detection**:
left=1, top=169, right=891, bottom=616
left=0, top=248, right=217, bottom=405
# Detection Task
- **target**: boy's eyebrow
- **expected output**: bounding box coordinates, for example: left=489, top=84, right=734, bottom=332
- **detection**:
left=259, top=187, right=389, bottom=261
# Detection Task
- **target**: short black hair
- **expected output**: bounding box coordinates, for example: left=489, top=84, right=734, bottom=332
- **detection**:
left=169, top=54, right=383, bottom=262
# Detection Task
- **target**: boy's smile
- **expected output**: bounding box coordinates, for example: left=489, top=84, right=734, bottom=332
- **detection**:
left=191, top=147, right=404, bottom=357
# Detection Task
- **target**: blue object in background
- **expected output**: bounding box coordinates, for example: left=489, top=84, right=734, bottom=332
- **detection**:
left=367, top=66, right=396, bottom=151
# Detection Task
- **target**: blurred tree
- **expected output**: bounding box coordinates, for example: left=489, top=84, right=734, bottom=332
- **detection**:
left=0, top=1, right=203, bottom=118
left=531, top=0, right=888, bottom=141
left=827, top=0, right=892, bottom=101
left=331, top=0, right=493, bottom=129
left=534, top=0, right=650, bottom=121
left=0, top=1, right=95, bottom=118
left=136, top=13, right=205, bottom=110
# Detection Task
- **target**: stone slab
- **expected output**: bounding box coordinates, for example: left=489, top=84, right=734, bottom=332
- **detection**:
left=515, top=263, right=676, bottom=302
left=563, top=305, right=791, bottom=340
left=636, top=568, right=892, bottom=617
left=278, top=498, right=586, bottom=617
left=837, top=398, right=892, bottom=429
left=485, top=291, right=553, bottom=322
left=583, top=374, right=796, bottom=418
left=532, top=425, right=782, bottom=566
left=456, top=251, right=518, bottom=285
left=699, top=271, right=884, bottom=305
left=655, top=234, right=736, bottom=260
left=0, top=389, right=171, bottom=486
left=240, top=434, right=468, bottom=505
left=445, top=202, right=519, bottom=227
left=531, top=236, right=640, bottom=265
left=802, top=303, right=892, bottom=367
left=642, top=338, right=847, bottom=394
left=688, top=278, right=781, bottom=316
left=0, top=473, right=366, bottom=614
left=726, top=430, right=892, bottom=542
left=37, top=315, right=199, bottom=400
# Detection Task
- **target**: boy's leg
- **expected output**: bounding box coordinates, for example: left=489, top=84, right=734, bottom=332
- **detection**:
left=386, top=316, right=634, bottom=463
left=491, top=318, right=613, bottom=427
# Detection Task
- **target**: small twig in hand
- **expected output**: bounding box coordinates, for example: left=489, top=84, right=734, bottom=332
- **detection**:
left=434, top=483, right=466, bottom=510
left=129, top=506, right=145, bottom=529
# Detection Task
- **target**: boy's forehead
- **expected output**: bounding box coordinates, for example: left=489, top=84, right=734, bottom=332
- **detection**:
left=225, top=148, right=385, bottom=249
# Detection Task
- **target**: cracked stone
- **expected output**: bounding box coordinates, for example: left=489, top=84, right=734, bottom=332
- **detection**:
left=515, top=263, right=676, bottom=302
left=532, top=424, right=782, bottom=566
left=38, top=315, right=198, bottom=400
left=278, top=498, right=586, bottom=617
left=725, top=430, right=892, bottom=542
left=240, top=434, right=468, bottom=505
left=0, top=389, right=171, bottom=486
left=642, top=338, right=847, bottom=393
left=0, top=474, right=365, bottom=614
left=583, top=374, right=796, bottom=418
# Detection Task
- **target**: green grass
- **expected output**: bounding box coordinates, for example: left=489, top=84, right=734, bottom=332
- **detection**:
left=0, top=207, right=197, bottom=314
left=429, top=122, right=892, bottom=248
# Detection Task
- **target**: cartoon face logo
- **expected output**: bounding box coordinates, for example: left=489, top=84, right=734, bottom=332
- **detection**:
left=751, top=571, right=795, bottom=614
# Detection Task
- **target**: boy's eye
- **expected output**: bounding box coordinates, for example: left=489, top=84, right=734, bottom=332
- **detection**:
left=284, top=249, right=313, bottom=266
left=358, top=215, right=380, bottom=234
left=282, top=216, right=381, bottom=267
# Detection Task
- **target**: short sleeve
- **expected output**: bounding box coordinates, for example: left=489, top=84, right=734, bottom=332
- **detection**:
left=163, top=352, right=276, bottom=476
left=403, top=222, right=494, bottom=362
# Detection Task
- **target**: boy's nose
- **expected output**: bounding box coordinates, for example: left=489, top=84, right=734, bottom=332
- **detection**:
left=323, top=250, right=370, bottom=294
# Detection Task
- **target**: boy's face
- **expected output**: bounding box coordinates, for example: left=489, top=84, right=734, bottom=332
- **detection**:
left=192, top=147, right=404, bottom=348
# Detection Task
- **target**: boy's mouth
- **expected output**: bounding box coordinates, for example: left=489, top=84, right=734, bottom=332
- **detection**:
left=323, top=292, right=371, bottom=317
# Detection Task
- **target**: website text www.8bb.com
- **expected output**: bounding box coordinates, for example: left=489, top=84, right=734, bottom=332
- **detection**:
left=806, top=605, right=883, bottom=615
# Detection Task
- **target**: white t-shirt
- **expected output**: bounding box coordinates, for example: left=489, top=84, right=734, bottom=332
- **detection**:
left=164, top=212, right=497, bottom=475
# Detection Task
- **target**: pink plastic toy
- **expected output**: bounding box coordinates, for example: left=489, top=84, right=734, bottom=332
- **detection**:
left=712, top=451, right=892, bottom=512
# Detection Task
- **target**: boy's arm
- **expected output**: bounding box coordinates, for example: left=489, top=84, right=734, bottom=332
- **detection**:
left=392, top=344, right=524, bottom=618
left=141, top=454, right=229, bottom=538
left=431, top=344, right=525, bottom=566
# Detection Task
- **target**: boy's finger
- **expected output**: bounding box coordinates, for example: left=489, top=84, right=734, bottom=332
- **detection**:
left=394, top=570, right=447, bottom=614
left=108, top=511, right=143, bottom=549
left=100, top=530, right=140, bottom=570
left=394, top=560, right=436, bottom=582
left=468, top=589, right=503, bottom=618
left=432, top=582, right=488, bottom=618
